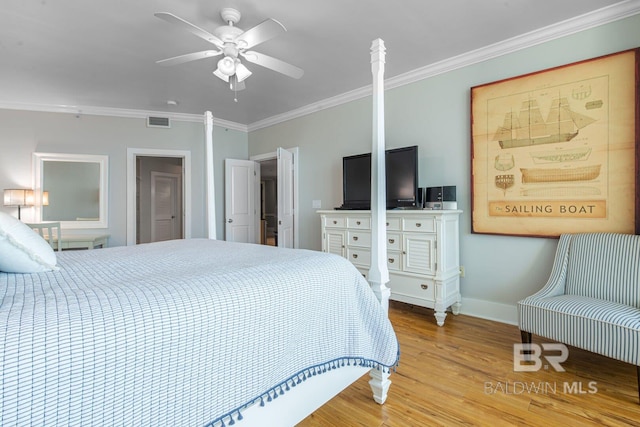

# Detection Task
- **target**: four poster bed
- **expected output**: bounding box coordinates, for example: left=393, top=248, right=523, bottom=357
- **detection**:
left=0, top=40, right=394, bottom=426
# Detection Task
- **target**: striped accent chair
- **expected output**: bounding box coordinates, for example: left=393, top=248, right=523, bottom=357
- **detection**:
left=518, top=232, right=640, bottom=403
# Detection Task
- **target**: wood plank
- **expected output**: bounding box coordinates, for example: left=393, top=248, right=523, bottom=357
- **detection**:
left=299, top=301, right=640, bottom=426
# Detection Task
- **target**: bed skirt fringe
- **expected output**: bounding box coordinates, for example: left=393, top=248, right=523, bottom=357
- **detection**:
left=206, top=355, right=399, bottom=427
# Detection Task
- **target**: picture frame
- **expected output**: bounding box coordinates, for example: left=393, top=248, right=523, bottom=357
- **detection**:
left=471, top=48, right=639, bottom=238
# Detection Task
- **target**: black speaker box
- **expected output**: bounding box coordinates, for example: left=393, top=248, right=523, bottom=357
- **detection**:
left=425, top=186, right=457, bottom=209
left=416, top=187, right=426, bottom=209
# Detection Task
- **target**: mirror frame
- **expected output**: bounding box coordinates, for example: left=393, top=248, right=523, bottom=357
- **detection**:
left=33, top=152, right=109, bottom=229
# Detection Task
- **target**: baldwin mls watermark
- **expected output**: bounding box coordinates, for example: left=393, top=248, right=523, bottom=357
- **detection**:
left=484, top=343, right=598, bottom=396
left=513, top=343, right=568, bottom=372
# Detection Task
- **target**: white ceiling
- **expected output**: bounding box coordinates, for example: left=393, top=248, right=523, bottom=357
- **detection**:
left=0, top=0, right=635, bottom=127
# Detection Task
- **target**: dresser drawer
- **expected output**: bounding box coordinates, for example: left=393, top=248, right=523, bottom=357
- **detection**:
left=385, top=217, right=401, bottom=231
left=347, top=217, right=371, bottom=229
left=386, top=233, right=401, bottom=251
left=403, top=217, right=435, bottom=232
left=389, top=276, right=435, bottom=303
left=325, top=217, right=346, bottom=228
left=347, top=230, right=371, bottom=248
left=387, top=251, right=402, bottom=271
left=347, top=248, right=371, bottom=267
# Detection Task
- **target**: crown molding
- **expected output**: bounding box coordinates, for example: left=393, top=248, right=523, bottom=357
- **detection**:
left=248, top=0, right=640, bottom=132
left=1, top=1, right=638, bottom=134
left=0, top=101, right=248, bottom=132
left=248, top=86, right=374, bottom=132
left=384, top=0, right=640, bottom=91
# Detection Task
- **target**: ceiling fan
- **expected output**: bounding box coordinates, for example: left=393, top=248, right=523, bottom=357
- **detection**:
left=155, top=8, right=304, bottom=92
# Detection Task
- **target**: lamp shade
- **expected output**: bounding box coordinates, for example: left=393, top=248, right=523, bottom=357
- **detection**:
left=213, top=68, right=230, bottom=82
left=3, top=189, right=34, bottom=207
left=42, top=191, right=49, bottom=206
left=235, top=62, right=252, bottom=83
left=217, top=56, right=236, bottom=76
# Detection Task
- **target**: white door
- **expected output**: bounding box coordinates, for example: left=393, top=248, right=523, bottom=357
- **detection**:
left=277, top=148, right=294, bottom=248
left=225, top=159, right=259, bottom=243
left=151, top=172, right=181, bottom=242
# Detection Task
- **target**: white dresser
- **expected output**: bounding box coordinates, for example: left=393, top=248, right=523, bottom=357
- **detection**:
left=319, top=210, right=462, bottom=326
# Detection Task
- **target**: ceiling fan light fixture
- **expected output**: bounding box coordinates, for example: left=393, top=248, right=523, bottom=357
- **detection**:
left=213, top=68, right=230, bottom=82
left=217, top=56, right=236, bottom=76
left=235, top=62, right=252, bottom=83
left=155, top=8, right=304, bottom=90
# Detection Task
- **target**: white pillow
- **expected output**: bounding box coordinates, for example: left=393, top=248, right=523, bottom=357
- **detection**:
left=0, top=211, right=58, bottom=273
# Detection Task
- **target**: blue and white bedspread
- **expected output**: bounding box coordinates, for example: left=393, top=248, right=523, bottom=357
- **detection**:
left=0, top=239, right=398, bottom=426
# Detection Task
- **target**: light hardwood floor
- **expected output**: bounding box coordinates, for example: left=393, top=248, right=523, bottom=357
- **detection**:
left=299, top=301, right=640, bottom=426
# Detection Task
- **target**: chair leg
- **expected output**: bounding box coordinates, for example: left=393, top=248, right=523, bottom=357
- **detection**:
left=636, top=366, right=639, bottom=404
left=520, top=330, right=532, bottom=362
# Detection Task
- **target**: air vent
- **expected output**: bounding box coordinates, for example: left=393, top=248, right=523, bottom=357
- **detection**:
left=147, top=116, right=171, bottom=128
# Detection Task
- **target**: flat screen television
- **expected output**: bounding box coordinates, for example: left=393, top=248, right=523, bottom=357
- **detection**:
left=340, top=145, right=418, bottom=210
left=342, top=153, right=372, bottom=210
left=386, top=146, right=419, bottom=208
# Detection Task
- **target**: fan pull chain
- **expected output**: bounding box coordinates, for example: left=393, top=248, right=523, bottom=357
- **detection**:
left=233, top=79, right=238, bottom=102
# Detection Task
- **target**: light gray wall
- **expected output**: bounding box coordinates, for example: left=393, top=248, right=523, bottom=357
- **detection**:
left=248, top=14, right=640, bottom=322
left=0, top=110, right=248, bottom=246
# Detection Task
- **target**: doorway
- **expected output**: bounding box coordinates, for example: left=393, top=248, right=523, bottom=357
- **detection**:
left=138, top=157, right=183, bottom=244
left=126, top=148, right=192, bottom=246
left=260, top=159, right=277, bottom=246
left=223, top=147, right=298, bottom=248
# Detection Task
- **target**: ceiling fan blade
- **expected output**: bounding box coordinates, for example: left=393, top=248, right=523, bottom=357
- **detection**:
left=235, top=18, right=286, bottom=49
left=156, top=50, right=222, bottom=66
left=241, top=51, right=304, bottom=79
left=155, top=12, right=224, bottom=47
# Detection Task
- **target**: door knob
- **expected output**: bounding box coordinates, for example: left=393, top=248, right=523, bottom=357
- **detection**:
left=227, top=219, right=233, bottom=223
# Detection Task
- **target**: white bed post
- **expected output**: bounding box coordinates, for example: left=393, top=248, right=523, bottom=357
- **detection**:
left=368, top=39, right=391, bottom=316
left=368, top=38, right=392, bottom=405
left=204, top=111, right=217, bottom=239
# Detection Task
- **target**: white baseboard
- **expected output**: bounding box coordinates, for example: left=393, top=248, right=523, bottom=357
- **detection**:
left=458, top=297, right=519, bottom=326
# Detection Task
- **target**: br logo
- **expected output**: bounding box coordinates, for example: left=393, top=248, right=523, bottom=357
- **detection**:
left=513, top=343, right=569, bottom=372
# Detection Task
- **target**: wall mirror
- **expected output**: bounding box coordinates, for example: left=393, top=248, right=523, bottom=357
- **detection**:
left=33, top=152, right=109, bottom=228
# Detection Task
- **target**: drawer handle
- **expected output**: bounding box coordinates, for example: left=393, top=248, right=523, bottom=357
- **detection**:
left=352, top=254, right=358, bottom=259
left=420, top=284, right=428, bottom=290
left=386, top=222, right=389, bottom=226
left=388, top=238, right=395, bottom=244
left=353, top=236, right=359, bottom=241
left=333, top=220, right=337, bottom=224
left=388, top=258, right=394, bottom=264
left=356, top=221, right=361, bottom=225
left=402, top=251, right=406, bottom=255
left=415, top=223, right=422, bottom=228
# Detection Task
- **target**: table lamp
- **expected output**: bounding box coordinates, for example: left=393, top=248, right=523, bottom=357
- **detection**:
left=3, top=189, right=34, bottom=220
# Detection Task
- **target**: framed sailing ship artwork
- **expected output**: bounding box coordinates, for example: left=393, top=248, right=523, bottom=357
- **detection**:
left=471, top=48, right=639, bottom=238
